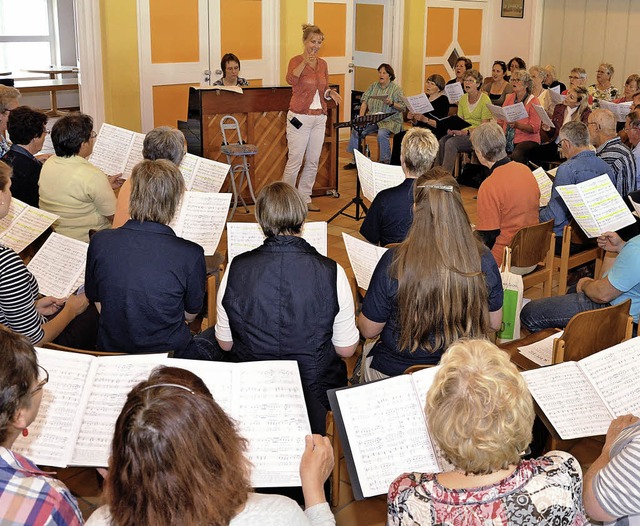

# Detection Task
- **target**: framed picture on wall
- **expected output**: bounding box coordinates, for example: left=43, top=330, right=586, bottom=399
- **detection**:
left=501, top=0, right=524, bottom=18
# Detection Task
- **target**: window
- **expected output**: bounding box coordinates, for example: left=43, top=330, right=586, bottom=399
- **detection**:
left=0, top=0, right=60, bottom=77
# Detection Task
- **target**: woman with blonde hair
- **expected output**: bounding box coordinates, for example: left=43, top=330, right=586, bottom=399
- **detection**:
left=87, top=366, right=335, bottom=525
left=358, top=171, right=503, bottom=381
left=283, top=24, right=342, bottom=212
left=387, top=339, right=589, bottom=525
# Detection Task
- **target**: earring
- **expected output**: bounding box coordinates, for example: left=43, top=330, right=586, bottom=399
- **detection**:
left=22, top=428, right=29, bottom=437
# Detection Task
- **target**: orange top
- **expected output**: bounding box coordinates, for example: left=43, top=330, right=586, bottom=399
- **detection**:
left=286, top=55, right=330, bottom=115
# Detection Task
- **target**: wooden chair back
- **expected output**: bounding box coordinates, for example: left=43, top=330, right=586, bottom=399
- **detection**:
left=553, top=223, right=603, bottom=295
left=41, top=342, right=125, bottom=356
left=509, top=220, right=555, bottom=297
left=403, top=364, right=435, bottom=375
left=552, top=299, right=633, bottom=364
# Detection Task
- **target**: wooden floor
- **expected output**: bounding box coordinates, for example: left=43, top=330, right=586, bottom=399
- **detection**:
left=57, top=141, right=592, bottom=525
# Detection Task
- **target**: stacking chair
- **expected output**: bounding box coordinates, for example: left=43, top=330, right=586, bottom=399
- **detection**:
left=509, top=220, right=555, bottom=298
left=551, top=299, right=633, bottom=364
left=42, top=342, right=125, bottom=356
left=553, top=223, right=604, bottom=296
left=404, top=364, right=435, bottom=375
left=220, top=115, right=257, bottom=218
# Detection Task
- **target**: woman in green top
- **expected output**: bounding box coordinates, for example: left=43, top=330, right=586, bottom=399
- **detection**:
left=437, top=69, right=491, bottom=173
left=345, top=63, right=405, bottom=166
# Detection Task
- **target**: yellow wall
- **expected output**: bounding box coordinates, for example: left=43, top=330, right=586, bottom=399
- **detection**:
left=280, top=0, right=307, bottom=84
left=99, top=0, right=141, bottom=131
left=402, top=0, right=426, bottom=97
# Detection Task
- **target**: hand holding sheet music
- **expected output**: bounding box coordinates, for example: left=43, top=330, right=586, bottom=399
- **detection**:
left=342, top=233, right=387, bottom=291
left=487, top=102, right=528, bottom=123
left=556, top=174, right=635, bottom=237
left=402, top=93, right=434, bottom=115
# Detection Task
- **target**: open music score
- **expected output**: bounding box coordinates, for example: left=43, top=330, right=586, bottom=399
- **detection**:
left=444, top=82, right=464, bottom=104
left=556, top=174, right=636, bottom=238
left=27, top=233, right=87, bottom=297
left=328, top=366, right=446, bottom=499
left=342, top=233, right=387, bottom=291
left=89, top=123, right=231, bottom=189
left=226, top=221, right=328, bottom=261
left=169, top=191, right=231, bottom=255
left=0, top=198, right=58, bottom=253
left=13, top=349, right=312, bottom=487
left=354, top=149, right=405, bottom=203
left=532, top=167, right=553, bottom=207
left=599, top=100, right=633, bottom=122
left=402, top=93, right=434, bottom=115
left=522, top=337, right=640, bottom=439
left=487, top=102, right=529, bottom=123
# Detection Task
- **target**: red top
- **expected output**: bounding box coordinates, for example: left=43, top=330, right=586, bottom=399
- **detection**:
left=286, top=55, right=330, bottom=115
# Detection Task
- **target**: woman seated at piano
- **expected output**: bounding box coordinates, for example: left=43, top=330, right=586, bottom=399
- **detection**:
left=0, top=327, right=84, bottom=525
left=0, top=162, right=93, bottom=348
left=86, top=366, right=336, bottom=526
left=358, top=171, right=503, bottom=382
left=387, top=339, right=589, bottom=525
left=213, top=53, right=249, bottom=87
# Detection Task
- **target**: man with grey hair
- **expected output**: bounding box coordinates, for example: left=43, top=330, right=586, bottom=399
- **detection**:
left=626, top=110, right=640, bottom=179
left=360, top=127, right=439, bottom=245
left=471, top=122, right=540, bottom=266
left=540, top=121, right=612, bottom=253
left=113, top=126, right=187, bottom=227
left=589, top=108, right=637, bottom=197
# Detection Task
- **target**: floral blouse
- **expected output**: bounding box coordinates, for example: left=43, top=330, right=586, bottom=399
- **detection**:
left=588, top=84, right=619, bottom=106
left=387, top=451, right=589, bottom=525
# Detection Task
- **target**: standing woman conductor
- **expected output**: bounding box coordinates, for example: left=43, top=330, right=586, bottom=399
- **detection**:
left=283, top=24, right=342, bottom=212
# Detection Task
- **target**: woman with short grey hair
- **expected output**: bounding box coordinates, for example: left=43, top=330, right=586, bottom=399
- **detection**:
left=589, top=62, right=619, bottom=104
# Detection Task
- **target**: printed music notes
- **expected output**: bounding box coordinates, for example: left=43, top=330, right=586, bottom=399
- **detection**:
left=226, top=221, right=328, bottom=261
left=27, top=233, right=88, bottom=297
left=354, top=149, right=405, bottom=202
left=444, top=82, right=464, bottom=104
left=328, top=367, right=443, bottom=499
left=487, top=102, right=529, bottom=123
left=556, top=174, right=635, bottom=237
left=402, top=93, right=434, bottom=115
left=0, top=198, right=58, bottom=253
left=169, top=191, right=232, bottom=255
left=522, top=337, right=640, bottom=439
left=179, top=153, right=230, bottom=192
left=532, top=167, right=553, bottom=207
left=342, top=233, right=387, bottom=291
left=517, top=330, right=564, bottom=366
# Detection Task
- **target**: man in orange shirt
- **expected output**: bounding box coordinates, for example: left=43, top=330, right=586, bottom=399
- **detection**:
left=471, top=122, right=540, bottom=266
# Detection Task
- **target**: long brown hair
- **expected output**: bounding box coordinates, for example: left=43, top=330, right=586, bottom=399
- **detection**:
left=106, top=366, right=251, bottom=526
left=390, top=174, right=489, bottom=353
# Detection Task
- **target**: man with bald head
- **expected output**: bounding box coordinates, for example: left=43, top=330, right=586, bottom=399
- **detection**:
left=589, top=108, right=637, bottom=197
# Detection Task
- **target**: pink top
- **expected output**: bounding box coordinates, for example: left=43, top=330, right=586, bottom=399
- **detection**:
left=501, top=93, right=542, bottom=144
left=286, top=55, right=330, bottom=115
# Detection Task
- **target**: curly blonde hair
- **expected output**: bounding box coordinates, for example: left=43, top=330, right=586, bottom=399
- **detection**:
left=426, top=339, right=534, bottom=475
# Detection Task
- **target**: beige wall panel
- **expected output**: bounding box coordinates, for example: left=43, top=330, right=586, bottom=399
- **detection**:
left=580, top=0, right=608, bottom=81
left=603, top=0, right=630, bottom=84
left=623, top=1, right=640, bottom=81
left=539, top=0, right=564, bottom=73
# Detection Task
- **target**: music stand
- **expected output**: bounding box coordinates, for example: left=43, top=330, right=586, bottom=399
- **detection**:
left=328, top=112, right=394, bottom=223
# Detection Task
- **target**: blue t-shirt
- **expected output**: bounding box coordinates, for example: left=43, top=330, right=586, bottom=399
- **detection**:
left=360, top=178, right=414, bottom=246
left=361, top=246, right=503, bottom=376
left=85, top=220, right=206, bottom=354
left=606, top=235, right=640, bottom=323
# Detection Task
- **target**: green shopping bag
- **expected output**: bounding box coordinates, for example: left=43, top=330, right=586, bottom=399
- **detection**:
left=497, top=246, right=523, bottom=343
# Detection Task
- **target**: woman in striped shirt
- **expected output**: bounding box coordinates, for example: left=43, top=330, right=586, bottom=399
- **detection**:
left=0, top=162, right=89, bottom=344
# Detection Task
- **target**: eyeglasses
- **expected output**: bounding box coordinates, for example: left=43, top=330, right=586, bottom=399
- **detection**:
left=90, top=131, right=97, bottom=139
left=31, top=364, right=49, bottom=395
left=568, top=75, right=581, bottom=80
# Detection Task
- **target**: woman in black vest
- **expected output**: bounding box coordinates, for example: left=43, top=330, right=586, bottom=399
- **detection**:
left=213, top=182, right=359, bottom=434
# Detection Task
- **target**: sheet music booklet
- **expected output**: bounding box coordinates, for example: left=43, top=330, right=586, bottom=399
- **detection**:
left=226, top=222, right=328, bottom=261
left=487, top=102, right=528, bottom=123
left=89, top=123, right=230, bottom=191
left=402, top=93, right=434, bottom=115
left=517, top=330, right=564, bottom=366
left=169, top=191, right=232, bottom=255
left=531, top=167, right=553, bottom=207
left=27, top=233, right=87, bottom=297
left=556, top=174, right=636, bottom=237
left=354, top=149, right=405, bottom=202
left=342, top=233, right=387, bottom=291
left=328, top=366, right=450, bottom=499
left=13, top=348, right=312, bottom=488
left=444, top=82, right=464, bottom=104
left=522, top=337, right=640, bottom=440
left=0, top=198, right=58, bottom=253
left=599, top=100, right=633, bottom=122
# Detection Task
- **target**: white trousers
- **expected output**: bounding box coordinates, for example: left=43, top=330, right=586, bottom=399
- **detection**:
left=282, top=111, right=327, bottom=203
